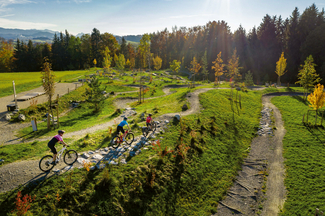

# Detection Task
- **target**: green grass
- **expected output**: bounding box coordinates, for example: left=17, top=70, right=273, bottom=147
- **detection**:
left=0, top=69, right=95, bottom=98
left=0, top=89, right=263, bottom=215
left=272, top=96, right=325, bottom=215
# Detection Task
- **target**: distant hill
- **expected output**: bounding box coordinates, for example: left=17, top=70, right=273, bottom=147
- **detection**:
left=0, top=28, right=141, bottom=45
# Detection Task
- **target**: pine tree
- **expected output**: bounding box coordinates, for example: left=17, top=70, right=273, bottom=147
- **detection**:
left=201, top=50, right=208, bottom=81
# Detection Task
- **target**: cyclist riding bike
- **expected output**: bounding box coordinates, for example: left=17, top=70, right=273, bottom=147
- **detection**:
left=117, top=117, right=131, bottom=141
left=48, top=130, right=68, bottom=165
left=146, top=113, right=153, bottom=130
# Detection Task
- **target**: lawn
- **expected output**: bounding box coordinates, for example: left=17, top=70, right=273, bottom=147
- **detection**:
left=0, top=69, right=95, bottom=98
left=272, top=96, right=325, bottom=215
left=0, top=89, right=263, bottom=215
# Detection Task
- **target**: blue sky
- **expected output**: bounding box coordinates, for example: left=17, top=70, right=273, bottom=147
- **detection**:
left=0, top=0, right=324, bottom=36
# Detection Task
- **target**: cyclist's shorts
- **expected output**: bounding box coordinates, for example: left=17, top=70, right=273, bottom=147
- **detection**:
left=117, top=125, right=124, bottom=134
left=48, top=142, right=57, bottom=154
left=146, top=122, right=151, bottom=127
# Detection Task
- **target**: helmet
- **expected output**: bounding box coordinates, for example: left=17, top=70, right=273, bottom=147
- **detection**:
left=58, top=130, right=65, bottom=134
left=149, top=113, right=152, bottom=116
left=124, top=117, right=128, bottom=120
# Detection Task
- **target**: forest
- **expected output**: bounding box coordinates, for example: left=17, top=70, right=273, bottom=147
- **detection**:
left=0, top=4, right=324, bottom=84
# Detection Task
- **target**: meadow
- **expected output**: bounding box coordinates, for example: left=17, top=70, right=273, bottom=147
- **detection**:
left=0, top=69, right=95, bottom=98
left=272, top=96, right=325, bottom=215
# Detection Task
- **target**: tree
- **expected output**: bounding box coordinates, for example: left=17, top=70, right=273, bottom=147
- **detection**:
left=116, top=54, right=125, bottom=70
left=244, top=71, right=254, bottom=86
left=227, top=49, right=242, bottom=82
left=139, top=34, right=151, bottom=69
left=201, top=50, right=208, bottom=81
left=91, top=28, right=101, bottom=67
left=296, top=55, right=321, bottom=99
left=84, top=77, right=106, bottom=113
left=275, top=52, right=287, bottom=86
left=152, top=56, right=162, bottom=70
left=102, top=47, right=112, bottom=72
left=0, top=38, right=14, bottom=72
left=41, top=58, right=56, bottom=128
left=212, top=52, right=225, bottom=86
left=189, top=57, right=201, bottom=85
left=170, top=60, right=181, bottom=73
left=308, top=83, right=325, bottom=111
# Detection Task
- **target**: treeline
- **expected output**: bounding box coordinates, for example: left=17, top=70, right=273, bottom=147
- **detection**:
left=1, top=4, right=325, bottom=84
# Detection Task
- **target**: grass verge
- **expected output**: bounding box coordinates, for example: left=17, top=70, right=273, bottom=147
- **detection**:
left=272, top=96, right=325, bottom=215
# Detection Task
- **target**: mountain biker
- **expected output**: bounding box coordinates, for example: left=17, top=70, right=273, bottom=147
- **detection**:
left=48, top=130, right=68, bottom=165
left=146, top=113, right=153, bottom=129
left=117, top=117, right=131, bottom=141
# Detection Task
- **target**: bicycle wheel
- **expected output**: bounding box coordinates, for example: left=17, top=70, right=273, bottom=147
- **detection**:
left=151, top=122, right=157, bottom=132
left=143, top=127, right=149, bottom=137
left=64, top=150, right=78, bottom=165
left=125, top=133, right=134, bottom=145
left=111, top=136, right=121, bottom=149
left=39, top=155, right=55, bottom=172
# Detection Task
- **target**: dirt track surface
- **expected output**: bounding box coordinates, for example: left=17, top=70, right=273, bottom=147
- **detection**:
left=216, top=92, right=303, bottom=216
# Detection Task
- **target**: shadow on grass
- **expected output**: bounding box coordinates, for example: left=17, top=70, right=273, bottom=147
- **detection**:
left=291, top=95, right=308, bottom=105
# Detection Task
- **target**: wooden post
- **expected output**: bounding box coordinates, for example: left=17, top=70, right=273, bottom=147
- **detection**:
left=302, top=113, right=305, bottom=123
left=307, top=110, right=309, bottom=123
left=239, top=94, right=241, bottom=109
left=57, top=94, right=59, bottom=128
left=75, top=83, right=77, bottom=90
left=321, top=111, right=324, bottom=125
left=47, top=114, right=50, bottom=129
left=68, top=88, right=69, bottom=94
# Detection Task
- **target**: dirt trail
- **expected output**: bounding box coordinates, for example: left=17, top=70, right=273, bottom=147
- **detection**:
left=0, top=88, right=216, bottom=194
left=216, top=92, right=302, bottom=216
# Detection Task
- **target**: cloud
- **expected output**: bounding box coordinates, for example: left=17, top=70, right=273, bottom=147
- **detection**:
left=0, top=14, right=15, bottom=18
left=0, top=18, right=57, bottom=29
left=0, top=0, right=34, bottom=8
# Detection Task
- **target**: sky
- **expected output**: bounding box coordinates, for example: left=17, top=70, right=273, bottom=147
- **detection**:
left=0, top=0, right=324, bottom=36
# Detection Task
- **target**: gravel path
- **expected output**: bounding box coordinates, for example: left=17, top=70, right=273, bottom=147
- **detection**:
left=215, top=92, right=303, bottom=216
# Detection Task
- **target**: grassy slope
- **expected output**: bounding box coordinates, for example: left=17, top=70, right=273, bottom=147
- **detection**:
left=0, top=89, right=262, bottom=215
left=0, top=69, right=95, bottom=98
left=272, top=96, right=325, bottom=215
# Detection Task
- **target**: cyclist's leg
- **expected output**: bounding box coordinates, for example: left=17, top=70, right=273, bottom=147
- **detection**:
left=48, top=143, right=57, bottom=163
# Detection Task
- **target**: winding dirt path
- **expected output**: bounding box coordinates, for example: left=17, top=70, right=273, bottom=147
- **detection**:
left=0, top=87, right=216, bottom=194
left=216, top=92, right=302, bottom=216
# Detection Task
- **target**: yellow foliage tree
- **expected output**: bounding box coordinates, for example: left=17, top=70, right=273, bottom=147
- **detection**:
left=307, top=83, right=325, bottom=111
left=275, top=52, right=287, bottom=86
left=189, top=57, right=201, bottom=86
left=212, top=52, right=225, bottom=86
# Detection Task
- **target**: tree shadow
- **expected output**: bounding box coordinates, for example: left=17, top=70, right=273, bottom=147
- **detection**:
left=291, top=95, right=308, bottom=105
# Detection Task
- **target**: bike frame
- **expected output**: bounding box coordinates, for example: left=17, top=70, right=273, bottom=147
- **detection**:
left=55, top=146, right=67, bottom=163
left=118, top=130, right=129, bottom=143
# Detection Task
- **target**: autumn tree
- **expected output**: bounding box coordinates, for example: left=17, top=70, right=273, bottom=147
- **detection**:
left=307, top=83, right=325, bottom=124
left=0, top=39, right=14, bottom=72
left=275, top=52, right=287, bottom=86
left=116, top=54, right=126, bottom=70
left=152, top=56, right=162, bottom=70
left=189, top=57, right=201, bottom=86
left=41, top=58, right=56, bottom=128
left=139, top=34, right=151, bottom=69
left=201, top=50, right=208, bottom=81
left=296, top=55, right=321, bottom=100
left=212, top=52, right=225, bottom=86
left=170, top=60, right=181, bottom=73
left=102, top=47, right=111, bottom=72
left=227, top=49, right=242, bottom=83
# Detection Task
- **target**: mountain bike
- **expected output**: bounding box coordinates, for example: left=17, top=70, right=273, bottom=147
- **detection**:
left=142, top=121, right=157, bottom=137
left=39, top=145, right=78, bottom=172
left=111, top=130, right=134, bottom=149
